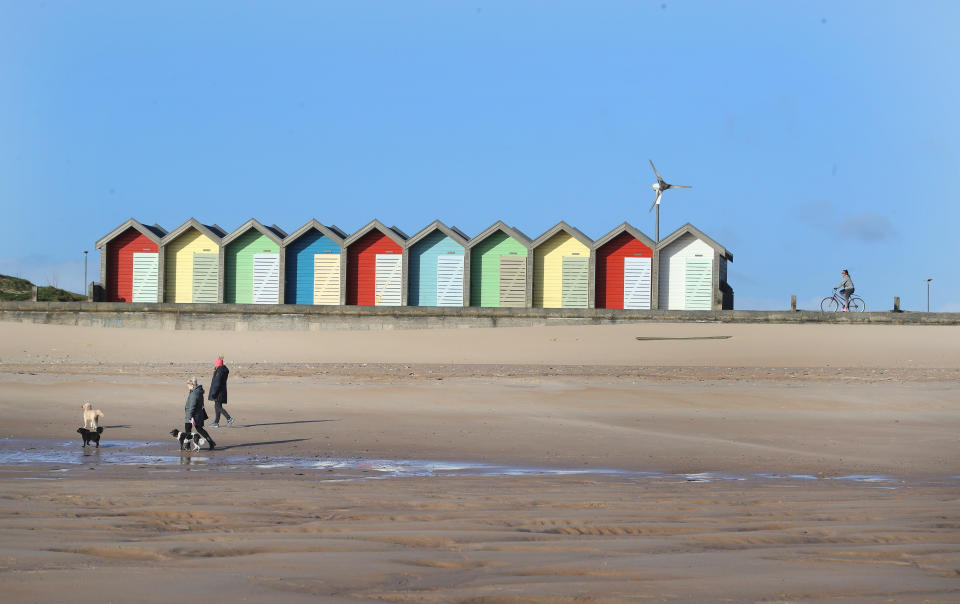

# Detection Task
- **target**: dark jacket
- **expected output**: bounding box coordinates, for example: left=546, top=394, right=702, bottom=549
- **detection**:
left=209, top=365, right=229, bottom=405
left=185, top=385, right=208, bottom=423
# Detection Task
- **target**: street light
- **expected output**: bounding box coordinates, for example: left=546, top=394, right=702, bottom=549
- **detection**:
left=83, top=251, right=88, bottom=299
left=926, top=278, right=932, bottom=312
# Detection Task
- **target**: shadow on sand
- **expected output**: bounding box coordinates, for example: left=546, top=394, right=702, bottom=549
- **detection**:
left=235, top=420, right=339, bottom=428
left=213, top=438, right=311, bottom=451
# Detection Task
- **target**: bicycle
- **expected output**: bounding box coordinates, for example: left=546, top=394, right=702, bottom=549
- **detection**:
left=820, top=289, right=865, bottom=312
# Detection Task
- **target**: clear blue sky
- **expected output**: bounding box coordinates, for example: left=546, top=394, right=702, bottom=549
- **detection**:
left=2, top=1, right=957, bottom=310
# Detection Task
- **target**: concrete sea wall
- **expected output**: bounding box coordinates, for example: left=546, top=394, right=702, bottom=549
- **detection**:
left=1, top=301, right=959, bottom=331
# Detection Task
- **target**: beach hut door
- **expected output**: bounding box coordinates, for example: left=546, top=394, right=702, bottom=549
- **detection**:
left=375, top=254, right=402, bottom=306
left=192, top=253, right=218, bottom=303
left=253, top=254, right=280, bottom=304
left=623, top=256, right=652, bottom=310
left=684, top=257, right=712, bottom=310
left=131, top=252, right=159, bottom=303
left=561, top=256, right=589, bottom=308
left=498, top=256, right=526, bottom=307
left=436, top=255, right=464, bottom=307
left=313, top=254, right=341, bottom=305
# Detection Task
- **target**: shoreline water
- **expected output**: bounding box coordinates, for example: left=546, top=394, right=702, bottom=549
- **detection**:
left=5, top=437, right=957, bottom=488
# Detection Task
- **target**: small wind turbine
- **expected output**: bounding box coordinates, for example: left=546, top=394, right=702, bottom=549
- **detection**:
left=648, top=160, right=691, bottom=241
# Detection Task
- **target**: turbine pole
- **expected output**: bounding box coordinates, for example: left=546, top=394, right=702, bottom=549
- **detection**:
left=656, top=203, right=660, bottom=242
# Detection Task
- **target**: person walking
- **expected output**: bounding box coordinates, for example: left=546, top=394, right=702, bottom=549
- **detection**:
left=185, top=376, right=215, bottom=450
left=834, top=269, right=855, bottom=311
left=208, top=355, right=234, bottom=428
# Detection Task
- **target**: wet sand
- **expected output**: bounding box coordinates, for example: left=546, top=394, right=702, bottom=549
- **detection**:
left=0, top=322, right=958, bottom=602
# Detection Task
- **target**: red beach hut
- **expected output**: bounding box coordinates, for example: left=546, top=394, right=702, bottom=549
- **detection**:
left=593, top=222, right=656, bottom=310
left=344, top=220, right=408, bottom=306
left=95, top=219, right=167, bottom=303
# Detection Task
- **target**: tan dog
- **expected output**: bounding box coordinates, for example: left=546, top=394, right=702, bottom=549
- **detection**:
left=81, top=402, right=104, bottom=429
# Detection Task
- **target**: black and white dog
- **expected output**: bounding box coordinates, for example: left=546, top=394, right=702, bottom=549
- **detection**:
left=170, top=428, right=207, bottom=452
left=78, top=426, right=103, bottom=448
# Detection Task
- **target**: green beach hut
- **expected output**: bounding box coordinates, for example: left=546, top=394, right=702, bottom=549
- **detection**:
left=220, top=219, right=287, bottom=304
left=466, top=221, right=533, bottom=308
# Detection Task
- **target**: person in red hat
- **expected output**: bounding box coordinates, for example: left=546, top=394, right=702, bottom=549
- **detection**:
left=208, top=355, right=234, bottom=427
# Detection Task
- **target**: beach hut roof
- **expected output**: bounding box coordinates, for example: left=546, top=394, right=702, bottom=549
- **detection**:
left=220, top=218, right=286, bottom=248
left=160, top=218, right=226, bottom=246
left=405, top=220, right=470, bottom=249
left=509, top=225, right=534, bottom=242
left=343, top=219, right=409, bottom=249
left=327, top=225, right=349, bottom=239
left=467, top=220, right=533, bottom=250
left=531, top=221, right=594, bottom=249
left=592, top=222, right=656, bottom=252
left=658, top=223, right=733, bottom=262
left=95, top=218, right=166, bottom=250
left=147, top=224, right=168, bottom=238
left=282, top=219, right=346, bottom=248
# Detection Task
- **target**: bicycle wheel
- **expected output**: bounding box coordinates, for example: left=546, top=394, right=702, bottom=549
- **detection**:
left=820, top=296, right=839, bottom=312
left=847, top=296, right=865, bottom=312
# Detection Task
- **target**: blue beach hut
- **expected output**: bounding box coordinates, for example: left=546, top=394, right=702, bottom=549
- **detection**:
left=282, top=220, right=347, bottom=305
left=404, top=221, right=470, bottom=307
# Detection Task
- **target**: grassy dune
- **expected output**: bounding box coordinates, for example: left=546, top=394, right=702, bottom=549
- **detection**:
left=0, top=274, right=86, bottom=302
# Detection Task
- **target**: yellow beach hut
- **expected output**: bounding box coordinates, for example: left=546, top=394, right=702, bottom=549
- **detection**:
left=531, top=221, right=594, bottom=309
left=160, top=219, right=226, bottom=303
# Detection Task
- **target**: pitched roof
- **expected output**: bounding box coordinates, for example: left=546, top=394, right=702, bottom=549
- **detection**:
left=657, top=223, right=733, bottom=261
left=145, top=224, right=168, bottom=238
left=327, top=225, right=349, bottom=239
left=530, top=221, right=594, bottom=249
left=342, top=219, right=408, bottom=249
left=405, top=220, right=470, bottom=249
left=282, top=219, right=346, bottom=247
left=220, top=218, right=286, bottom=248
left=160, top=218, right=226, bottom=246
left=466, top=220, right=533, bottom=249
left=592, top=222, right=656, bottom=251
left=95, top=218, right=166, bottom=249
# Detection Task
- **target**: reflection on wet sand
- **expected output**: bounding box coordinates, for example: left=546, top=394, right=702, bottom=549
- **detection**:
left=0, top=438, right=953, bottom=488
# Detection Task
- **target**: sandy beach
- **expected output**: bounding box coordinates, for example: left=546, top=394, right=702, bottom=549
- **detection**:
left=0, top=321, right=958, bottom=602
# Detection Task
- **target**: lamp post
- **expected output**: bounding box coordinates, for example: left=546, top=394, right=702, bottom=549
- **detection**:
left=83, top=251, right=88, bottom=299
left=926, top=278, right=932, bottom=312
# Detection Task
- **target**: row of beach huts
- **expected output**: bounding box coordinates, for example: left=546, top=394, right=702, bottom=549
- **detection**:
left=95, top=218, right=734, bottom=310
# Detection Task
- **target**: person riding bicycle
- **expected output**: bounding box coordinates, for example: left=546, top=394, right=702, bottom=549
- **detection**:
left=834, top=269, right=855, bottom=311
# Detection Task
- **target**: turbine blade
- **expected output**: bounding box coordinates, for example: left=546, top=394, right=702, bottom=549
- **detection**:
left=672, top=185, right=692, bottom=188
left=649, top=159, right=663, bottom=182
left=648, top=192, right=661, bottom=212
